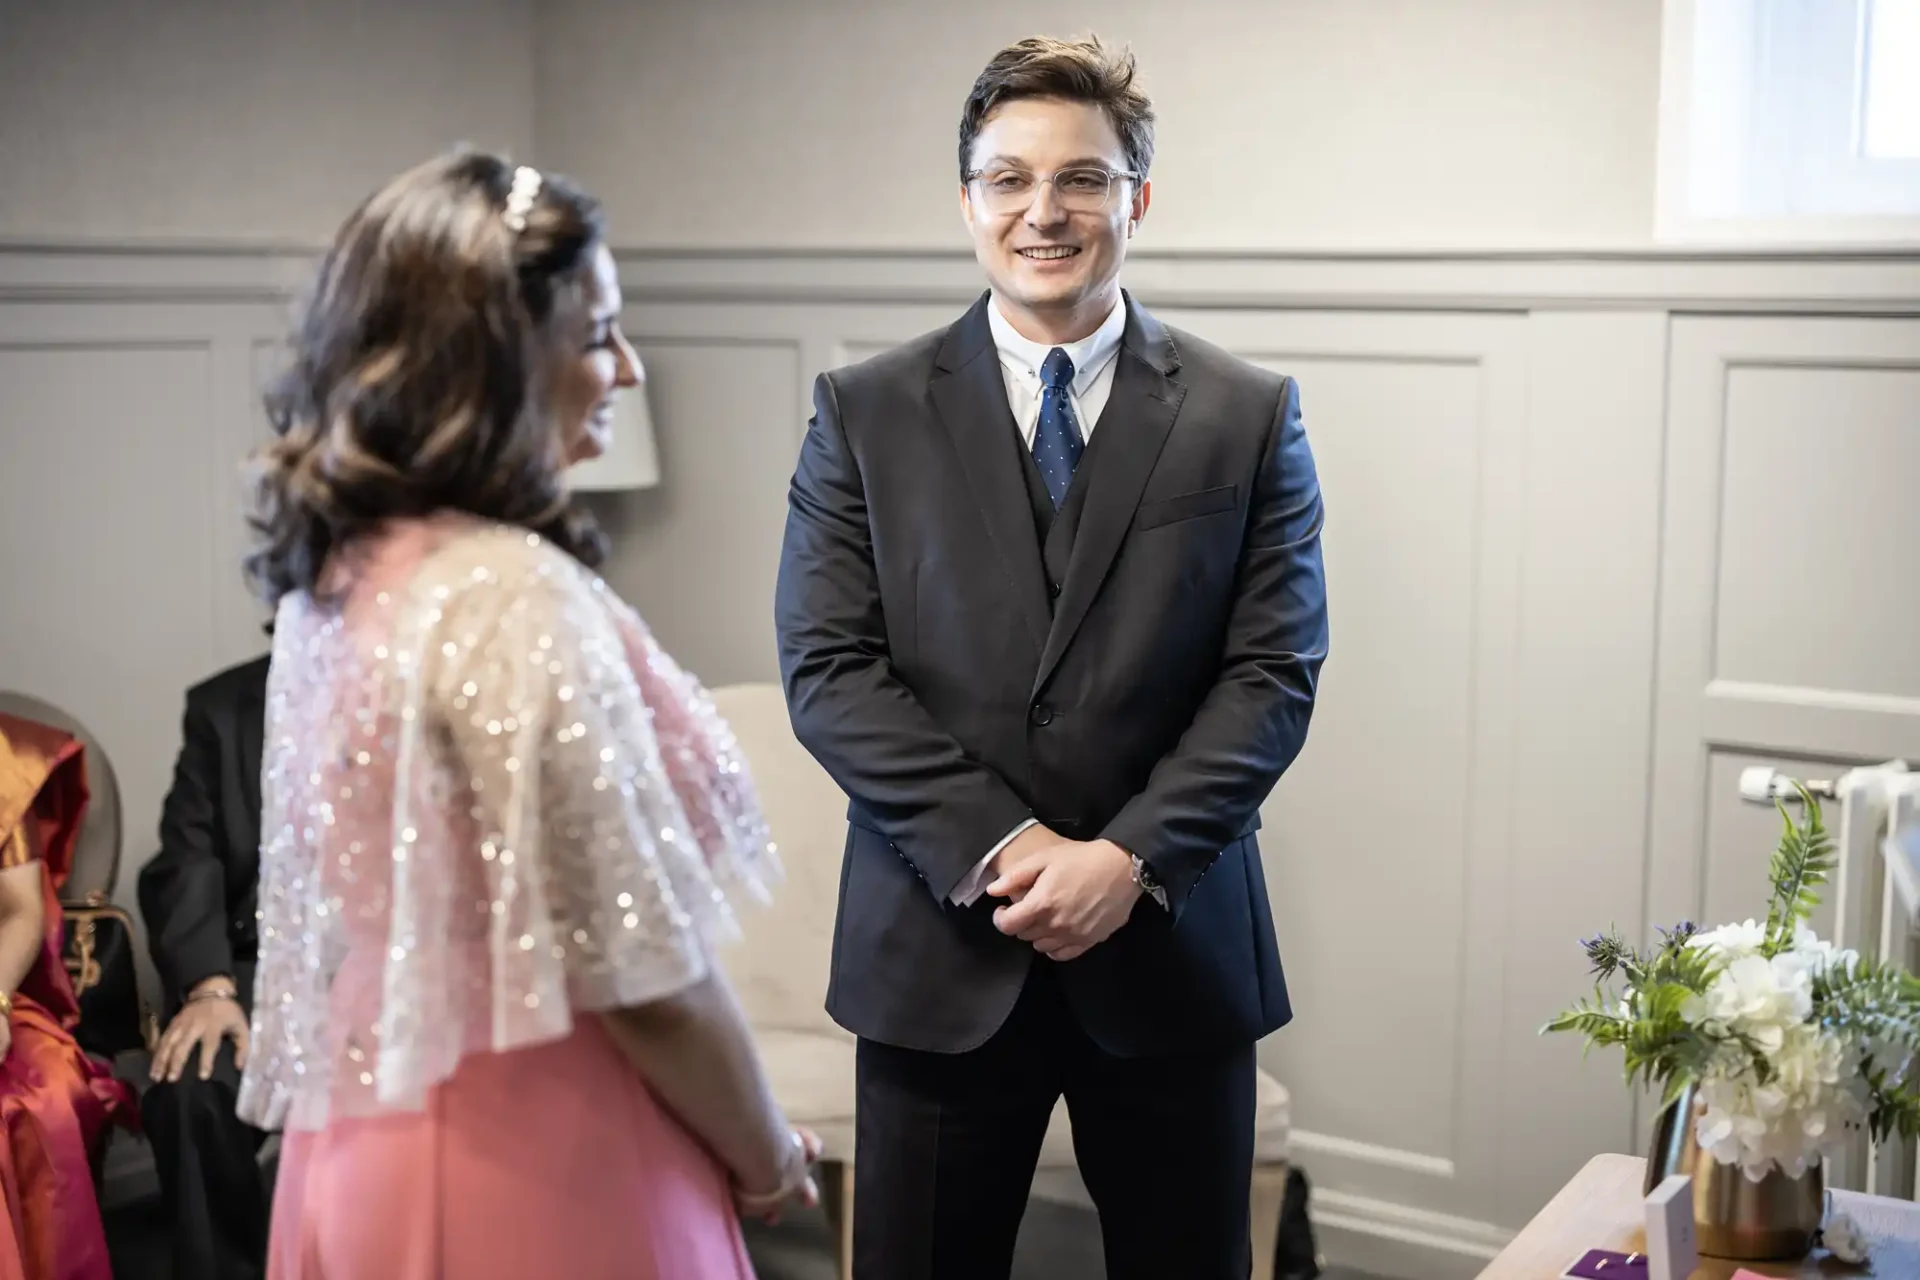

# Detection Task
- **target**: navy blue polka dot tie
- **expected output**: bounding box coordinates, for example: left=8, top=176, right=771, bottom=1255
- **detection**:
left=1033, top=347, right=1084, bottom=508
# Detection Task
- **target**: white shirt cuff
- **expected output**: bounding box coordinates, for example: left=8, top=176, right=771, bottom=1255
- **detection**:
left=949, top=819, right=1037, bottom=906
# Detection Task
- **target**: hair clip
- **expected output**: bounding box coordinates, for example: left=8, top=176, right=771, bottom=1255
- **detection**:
left=503, top=165, right=543, bottom=233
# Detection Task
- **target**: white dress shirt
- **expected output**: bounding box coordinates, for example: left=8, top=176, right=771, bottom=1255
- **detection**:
left=947, top=295, right=1128, bottom=908
left=986, top=291, right=1128, bottom=453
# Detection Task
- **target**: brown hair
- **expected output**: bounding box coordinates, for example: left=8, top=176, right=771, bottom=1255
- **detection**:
left=245, top=148, right=608, bottom=606
left=958, top=35, right=1155, bottom=181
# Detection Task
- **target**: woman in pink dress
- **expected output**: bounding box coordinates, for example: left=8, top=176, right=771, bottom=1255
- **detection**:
left=237, top=150, right=817, bottom=1279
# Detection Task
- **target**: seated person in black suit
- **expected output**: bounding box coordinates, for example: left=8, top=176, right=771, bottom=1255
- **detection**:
left=137, top=654, right=270, bottom=1280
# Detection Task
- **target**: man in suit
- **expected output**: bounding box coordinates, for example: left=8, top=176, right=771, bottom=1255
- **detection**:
left=774, top=34, right=1328, bottom=1280
left=137, top=654, right=271, bottom=1280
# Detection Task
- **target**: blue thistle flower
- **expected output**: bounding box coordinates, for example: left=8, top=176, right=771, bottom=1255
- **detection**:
left=1583, top=930, right=1627, bottom=977
left=1659, top=920, right=1698, bottom=951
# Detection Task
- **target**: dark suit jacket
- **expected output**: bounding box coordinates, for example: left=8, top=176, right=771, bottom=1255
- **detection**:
left=775, top=293, right=1328, bottom=1058
left=137, top=655, right=268, bottom=1015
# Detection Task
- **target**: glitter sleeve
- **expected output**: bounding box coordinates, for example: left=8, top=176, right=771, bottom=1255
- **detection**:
left=237, top=525, right=777, bottom=1131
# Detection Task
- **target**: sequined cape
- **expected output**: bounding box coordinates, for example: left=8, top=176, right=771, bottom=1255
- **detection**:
left=237, top=516, right=778, bottom=1132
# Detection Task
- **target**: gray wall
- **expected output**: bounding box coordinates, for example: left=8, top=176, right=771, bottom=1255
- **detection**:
left=536, top=0, right=1661, bottom=251
left=0, top=0, right=535, bottom=243
left=3, top=0, right=1659, bottom=250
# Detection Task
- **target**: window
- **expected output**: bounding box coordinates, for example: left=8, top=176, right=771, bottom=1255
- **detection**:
left=1658, top=0, right=1920, bottom=242
left=1863, top=0, right=1920, bottom=159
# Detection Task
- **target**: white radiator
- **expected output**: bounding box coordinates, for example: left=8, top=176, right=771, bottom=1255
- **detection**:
left=1740, top=762, right=1920, bottom=1198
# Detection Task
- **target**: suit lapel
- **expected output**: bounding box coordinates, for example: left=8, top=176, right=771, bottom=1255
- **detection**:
left=235, top=677, right=264, bottom=859
left=1034, top=296, right=1185, bottom=694
left=930, top=295, right=1052, bottom=653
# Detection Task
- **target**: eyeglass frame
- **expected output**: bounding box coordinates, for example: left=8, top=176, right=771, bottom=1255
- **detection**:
left=963, top=164, right=1144, bottom=213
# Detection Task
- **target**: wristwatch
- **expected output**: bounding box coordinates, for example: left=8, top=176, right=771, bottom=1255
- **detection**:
left=1130, top=856, right=1168, bottom=910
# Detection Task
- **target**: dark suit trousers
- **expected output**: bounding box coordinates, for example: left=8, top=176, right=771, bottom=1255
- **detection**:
left=853, top=962, right=1255, bottom=1280
left=142, top=986, right=269, bottom=1280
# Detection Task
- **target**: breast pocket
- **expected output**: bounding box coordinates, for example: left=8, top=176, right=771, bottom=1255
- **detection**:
left=1134, top=484, right=1239, bottom=532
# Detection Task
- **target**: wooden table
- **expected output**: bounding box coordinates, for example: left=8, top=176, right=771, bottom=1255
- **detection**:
left=1479, top=1153, right=1920, bottom=1278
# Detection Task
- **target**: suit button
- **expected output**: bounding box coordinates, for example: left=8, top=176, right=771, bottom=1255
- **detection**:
left=1030, top=703, right=1054, bottom=727
left=1047, top=581, right=1061, bottom=598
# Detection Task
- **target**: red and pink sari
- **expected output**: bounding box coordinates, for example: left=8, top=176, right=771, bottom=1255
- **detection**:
left=0, top=713, right=138, bottom=1280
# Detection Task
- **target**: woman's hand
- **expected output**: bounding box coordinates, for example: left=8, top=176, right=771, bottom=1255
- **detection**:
left=734, top=1127, right=823, bottom=1224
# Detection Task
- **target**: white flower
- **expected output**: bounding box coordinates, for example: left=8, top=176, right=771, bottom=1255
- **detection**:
left=1677, top=922, right=1869, bottom=1181
left=1692, top=1024, right=1863, bottom=1181
left=1682, top=952, right=1813, bottom=1037
left=1779, top=924, right=1857, bottom=981
left=1822, top=1211, right=1869, bottom=1264
left=1689, top=918, right=1767, bottom=958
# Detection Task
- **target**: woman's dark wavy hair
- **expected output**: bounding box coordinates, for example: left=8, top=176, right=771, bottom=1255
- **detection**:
left=245, top=149, right=609, bottom=605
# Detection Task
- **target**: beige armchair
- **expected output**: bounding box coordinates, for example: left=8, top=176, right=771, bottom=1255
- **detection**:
left=708, top=683, right=859, bottom=1263
left=710, top=682, right=1293, bottom=1280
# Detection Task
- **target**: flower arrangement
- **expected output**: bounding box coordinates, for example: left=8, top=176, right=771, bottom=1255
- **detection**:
left=1545, top=786, right=1920, bottom=1182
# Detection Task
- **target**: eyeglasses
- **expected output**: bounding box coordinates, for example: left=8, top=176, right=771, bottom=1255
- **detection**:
left=965, top=166, right=1141, bottom=215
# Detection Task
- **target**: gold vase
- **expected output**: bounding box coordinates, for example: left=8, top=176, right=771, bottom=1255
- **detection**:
left=1644, top=1082, right=1825, bottom=1261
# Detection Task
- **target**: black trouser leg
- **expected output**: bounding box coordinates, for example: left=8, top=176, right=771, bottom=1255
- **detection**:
left=142, top=1040, right=269, bottom=1280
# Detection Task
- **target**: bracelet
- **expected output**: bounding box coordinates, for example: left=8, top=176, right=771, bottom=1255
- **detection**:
left=737, top=1131, right=808, bottom=1208
left=185, top=987, right=239, bottom=1005
left=0, top=991, right=12, bottom=1020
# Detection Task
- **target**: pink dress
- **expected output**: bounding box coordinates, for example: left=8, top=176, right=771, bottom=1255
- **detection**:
left=238, top=515, right=778, bottom=1279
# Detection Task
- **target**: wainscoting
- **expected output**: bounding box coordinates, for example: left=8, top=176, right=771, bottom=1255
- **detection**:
left=3, top=242, right=1916, bottom=1278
